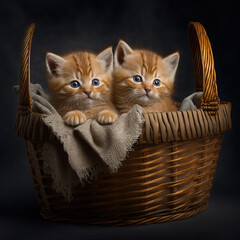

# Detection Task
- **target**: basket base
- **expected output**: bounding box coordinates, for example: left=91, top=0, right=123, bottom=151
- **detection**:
left=25, top=135, right=222, bottom=226
left=40, top=201, right=209, bottom=226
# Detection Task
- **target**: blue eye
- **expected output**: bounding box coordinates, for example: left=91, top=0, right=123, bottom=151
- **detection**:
left=153, top=79, right=161, bottom=87
left=70, top=81, right=80, bottom=88
left=92, top=79, right=100, bottom=86
left=133, top=75, right=142, bottom=83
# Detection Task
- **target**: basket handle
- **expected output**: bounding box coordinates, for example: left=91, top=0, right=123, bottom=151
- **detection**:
left=18, top=23, right=35, bottom=115
left=188, top=22, right=220, bottom=115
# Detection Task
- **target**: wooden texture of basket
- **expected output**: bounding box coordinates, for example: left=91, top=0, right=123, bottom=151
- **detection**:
left=14, top=22, right=231, bottom=226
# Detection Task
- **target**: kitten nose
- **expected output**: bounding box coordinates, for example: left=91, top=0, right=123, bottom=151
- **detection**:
left=145, top=88, right=151, bottom=94
left=84, top=90, right=91, bottom=96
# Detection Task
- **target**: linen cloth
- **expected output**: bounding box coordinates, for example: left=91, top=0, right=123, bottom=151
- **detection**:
left=14, top=84, right=202, bottom=200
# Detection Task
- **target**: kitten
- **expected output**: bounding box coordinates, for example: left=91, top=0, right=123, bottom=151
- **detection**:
left=45, top=47, right=119, bottom=126
left=113, top=40, right=179, bottom=114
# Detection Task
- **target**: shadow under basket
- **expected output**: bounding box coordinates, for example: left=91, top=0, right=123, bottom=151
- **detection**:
left=14, top=22, right=231, bottom=226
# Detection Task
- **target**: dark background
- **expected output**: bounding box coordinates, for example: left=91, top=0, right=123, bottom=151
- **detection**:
left=0, top=0, right=239, bottom=239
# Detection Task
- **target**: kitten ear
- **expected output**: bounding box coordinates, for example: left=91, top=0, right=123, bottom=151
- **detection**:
left=114, top=40, right=133, bottom=66
left=96, top=46, right=113, bottom=71
left=162, top=52, right=180, bottom=82
left=45, top=52, right=66, bottom=77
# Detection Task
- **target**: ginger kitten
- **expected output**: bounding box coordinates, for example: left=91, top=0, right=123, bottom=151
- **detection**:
left=45, top=47, right=118, bottom=126
left=113, top=40, right=179, bottom=114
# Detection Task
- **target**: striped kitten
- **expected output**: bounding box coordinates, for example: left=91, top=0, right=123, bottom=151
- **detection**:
left=113, top=40, right=179, bottom=114
left=45, top=47, right=119, bottom=126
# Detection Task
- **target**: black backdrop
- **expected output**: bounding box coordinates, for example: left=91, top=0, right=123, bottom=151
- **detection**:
left=0, top=0, right=239, bottom=239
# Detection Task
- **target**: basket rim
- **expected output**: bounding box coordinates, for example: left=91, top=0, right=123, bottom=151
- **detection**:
left=14, top=101, right=231, bottom=144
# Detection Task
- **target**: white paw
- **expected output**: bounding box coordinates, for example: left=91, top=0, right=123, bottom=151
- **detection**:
left=97, top=110, right=119, bottom=125
left=63, top=110, right=87, bottom=127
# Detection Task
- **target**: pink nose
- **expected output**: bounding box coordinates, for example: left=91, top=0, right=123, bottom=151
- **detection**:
left=84, top=90, right=91, bottom=96
left=145, top=88, right=151, bottom=93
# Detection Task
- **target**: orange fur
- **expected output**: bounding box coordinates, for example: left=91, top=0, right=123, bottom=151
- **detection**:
left=113, top=40, right=179, bottom=114
left=45, top=48, right=119, bottom=126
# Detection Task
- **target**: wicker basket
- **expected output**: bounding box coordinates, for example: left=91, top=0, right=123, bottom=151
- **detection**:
left=14, top=22, right=231, bottom=226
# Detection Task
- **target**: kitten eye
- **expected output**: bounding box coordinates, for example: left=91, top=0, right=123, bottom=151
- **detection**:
left=92, top=79, right=100, bottom=86
left=70, top=81, right=80, bottom=88
left=132, top=75, right=142, bottom=83
left=153, top=79, right=161, bottom=87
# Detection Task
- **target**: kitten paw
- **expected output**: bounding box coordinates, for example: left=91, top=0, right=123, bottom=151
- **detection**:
left=97, top=110, right=119, bottom=125
left=63, top=110, right=87, bottom=127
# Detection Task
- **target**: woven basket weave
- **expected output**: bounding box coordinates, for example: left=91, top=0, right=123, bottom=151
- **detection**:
left=14, top=22, right=231, bottom=226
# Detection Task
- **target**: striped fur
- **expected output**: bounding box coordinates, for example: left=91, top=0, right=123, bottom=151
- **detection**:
left=45, top=48, right=118, bottom=126
left=113, top=40, right=179, bottom=114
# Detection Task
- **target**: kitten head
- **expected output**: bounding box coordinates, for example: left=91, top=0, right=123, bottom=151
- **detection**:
left=113, top=40, right=179, bottom=110
left=45, top=47, right=113, bottom=111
